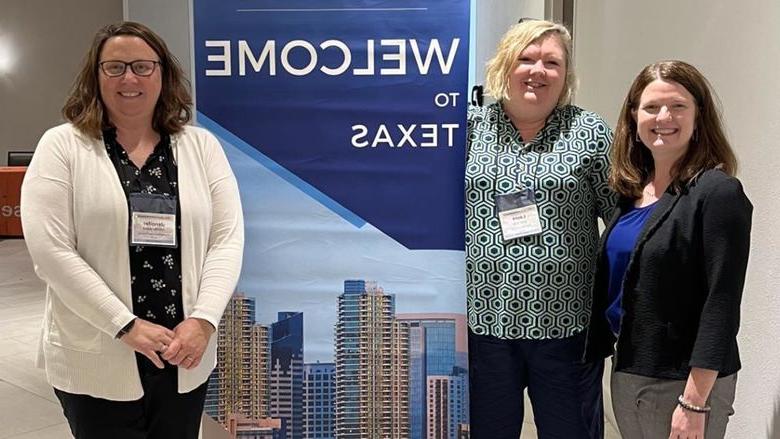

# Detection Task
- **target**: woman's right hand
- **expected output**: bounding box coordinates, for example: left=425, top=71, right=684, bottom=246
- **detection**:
left=119, top=319, right=176, bottom=368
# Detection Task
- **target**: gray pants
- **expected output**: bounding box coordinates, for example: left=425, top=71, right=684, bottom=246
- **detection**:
left=611, top=371, right=737, bottom=439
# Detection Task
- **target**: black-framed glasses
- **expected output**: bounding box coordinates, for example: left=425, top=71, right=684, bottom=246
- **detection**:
left=99, top=60, right=160, bottom=77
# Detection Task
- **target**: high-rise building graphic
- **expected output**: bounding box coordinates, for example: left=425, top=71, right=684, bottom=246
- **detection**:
left=426, top=369, right=468, bottom=439
left=270, top=311, right=305, bottom=439
left=396, top=314, right=469, bottom=439
left=251, top=324, right=271, bottom=420
left=206, top=293, right=271, bottom=424
left=303, top=362, right=335, bottom=439
left=405, top=323, right=426, bottom=439
left=334, top=280, right=410, bottom=438
left=206, top=287, right=467, bottom=439
left=204, top=368, right=221, bottom=421
left=427, top=376, right=449, bottom=439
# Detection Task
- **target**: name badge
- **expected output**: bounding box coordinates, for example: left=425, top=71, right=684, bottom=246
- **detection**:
left=495, top=189, right=542, bottom=241
left=129, top=193, right=177, bottom=247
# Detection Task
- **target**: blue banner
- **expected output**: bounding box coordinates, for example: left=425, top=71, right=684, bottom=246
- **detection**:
left=195, top=0, right=468, bottom=250
left=194, top=1, right=470, bottom=438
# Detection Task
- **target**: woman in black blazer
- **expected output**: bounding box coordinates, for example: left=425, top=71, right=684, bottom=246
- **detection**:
left=584, top=60, right=752, bottom=439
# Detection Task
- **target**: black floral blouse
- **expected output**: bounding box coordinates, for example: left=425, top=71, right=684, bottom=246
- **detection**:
left=103, top=129, right=184, bottom=336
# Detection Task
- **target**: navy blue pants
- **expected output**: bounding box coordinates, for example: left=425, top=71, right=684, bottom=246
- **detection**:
left=468, top=329, right=604, bottom=439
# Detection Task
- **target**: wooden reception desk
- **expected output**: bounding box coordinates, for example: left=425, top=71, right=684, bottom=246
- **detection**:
left=0, top=167, right=26, bottom=237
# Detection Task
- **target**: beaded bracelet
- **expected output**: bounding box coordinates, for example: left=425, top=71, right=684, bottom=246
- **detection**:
left=677, top=395, right=711, bottom=413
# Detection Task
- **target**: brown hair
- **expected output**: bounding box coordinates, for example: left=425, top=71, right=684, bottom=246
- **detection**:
left=484, top=20, right=575, bottom=106
left=610, top=60, right=737, bottom=198
left=62, top=21, right=192, bottom=138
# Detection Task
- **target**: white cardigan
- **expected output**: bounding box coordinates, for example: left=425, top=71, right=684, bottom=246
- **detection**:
left=21, top=123, right=244, bottom=400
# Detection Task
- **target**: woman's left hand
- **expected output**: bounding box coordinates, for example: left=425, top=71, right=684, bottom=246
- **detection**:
left=161, top=318, right=215, bottom=369
left=669, top=405, right=706, bottom=439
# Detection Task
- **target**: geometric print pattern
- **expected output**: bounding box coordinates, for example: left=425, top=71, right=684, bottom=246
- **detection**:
left=465, top=103, right=616, bottom=339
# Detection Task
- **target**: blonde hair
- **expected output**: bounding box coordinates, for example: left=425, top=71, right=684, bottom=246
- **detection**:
left=484, top=20, right=575, bottom=106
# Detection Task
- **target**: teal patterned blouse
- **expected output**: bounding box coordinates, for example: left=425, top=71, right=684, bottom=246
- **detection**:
left=465, top=102, right=617, bottom=339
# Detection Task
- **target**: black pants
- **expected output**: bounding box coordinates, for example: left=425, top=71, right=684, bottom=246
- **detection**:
left=54, top=360, right=208, bottom=439
left=468, top=329, right=604, bottom=439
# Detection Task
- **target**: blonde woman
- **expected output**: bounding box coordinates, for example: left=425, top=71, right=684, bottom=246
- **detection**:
left=466, top=20, right=615, bottom=438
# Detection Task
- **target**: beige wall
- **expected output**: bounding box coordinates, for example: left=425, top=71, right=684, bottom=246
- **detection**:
left=574, top=2, right=780, bottom=438
left=473, top=0, right=546, bottom=88
left=124, top=0, right=192, bottom=82
left=0, top=0, right=122, bottom=165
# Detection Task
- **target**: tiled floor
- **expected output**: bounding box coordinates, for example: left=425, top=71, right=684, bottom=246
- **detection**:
left=0, top=239, right=70, bottom=438
left=0, top=238, right=619, bottom=439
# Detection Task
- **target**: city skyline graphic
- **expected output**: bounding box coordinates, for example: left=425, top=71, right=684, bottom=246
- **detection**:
left=205, top=280, right=470, bottom=439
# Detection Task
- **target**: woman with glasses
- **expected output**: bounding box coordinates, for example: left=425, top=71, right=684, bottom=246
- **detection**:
left=21, top=22, right=243, bottom=438
left=584, top=60, right=752, bottom=439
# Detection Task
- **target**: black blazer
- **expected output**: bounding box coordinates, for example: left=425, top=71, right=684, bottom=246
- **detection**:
left=584, top=169, right=752, bottom=380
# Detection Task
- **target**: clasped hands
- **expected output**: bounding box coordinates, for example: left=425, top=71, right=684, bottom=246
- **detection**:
left=120, top=317, right=215, bottom=369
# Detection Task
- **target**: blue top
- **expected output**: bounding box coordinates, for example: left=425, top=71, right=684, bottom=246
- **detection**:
left=605, top=202, right=657, bottom=335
